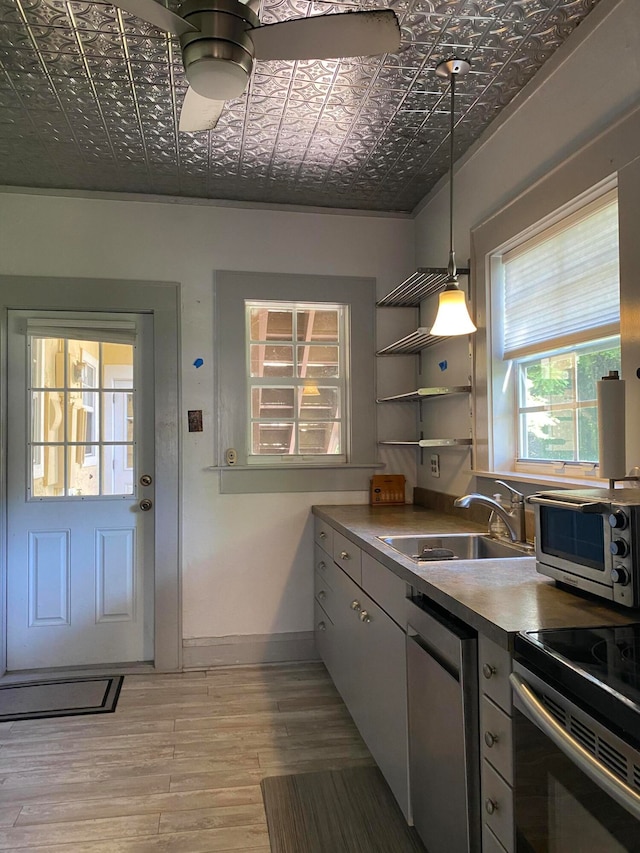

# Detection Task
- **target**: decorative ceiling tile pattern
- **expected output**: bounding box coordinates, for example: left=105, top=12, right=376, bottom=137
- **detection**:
left=0, top=0, right=600, bottom=211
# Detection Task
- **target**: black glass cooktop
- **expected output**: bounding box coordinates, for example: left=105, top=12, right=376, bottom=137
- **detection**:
left=514, top=624, right=640, bottom=742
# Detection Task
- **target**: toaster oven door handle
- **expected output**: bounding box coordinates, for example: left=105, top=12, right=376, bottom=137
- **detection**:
left=527, top=495, right=609, bottom=513
left=510, top=673, right=640, bottom=821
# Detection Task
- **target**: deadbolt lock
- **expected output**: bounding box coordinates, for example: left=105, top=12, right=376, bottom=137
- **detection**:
left=140, top=474, right=153, bottom=487
left=139, top=498, right=153, bottom=511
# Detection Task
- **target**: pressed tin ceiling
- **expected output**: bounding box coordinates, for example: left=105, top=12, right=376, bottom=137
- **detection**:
left=0, top=0, right=599, bottom=212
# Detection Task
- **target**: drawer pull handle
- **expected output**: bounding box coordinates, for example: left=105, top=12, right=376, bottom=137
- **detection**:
left=319, top=531, right=327, bottom=539
left=317, top=621, right=326, bottom=632
left=485, top=798, right=498, bottom=815
left=340, top=550, right=351, bottom=560
left=318, top=590, right=327, bottom=601
left=360, top=610, right=371, bottom=623
left=482, top=663, right=497, bottom=680
left=318, top=561, right=326, bottom=571
left=484, top=731, right=498, bottom=748
left=350, top=600, right=361, bottom=612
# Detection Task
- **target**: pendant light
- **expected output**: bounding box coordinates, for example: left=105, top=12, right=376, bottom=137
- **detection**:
left=430, top=58, right=477, bottom=337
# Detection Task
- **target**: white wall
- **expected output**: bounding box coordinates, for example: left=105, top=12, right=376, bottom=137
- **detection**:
left=0, top=192, right=414, bottom=645
left=413, top=0, right=640, bottom=496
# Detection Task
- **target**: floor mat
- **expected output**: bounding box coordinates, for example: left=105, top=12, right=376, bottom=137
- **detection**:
left=261, top=765, right=425, bottom=853
left=0, top=675, right=124, bottom=722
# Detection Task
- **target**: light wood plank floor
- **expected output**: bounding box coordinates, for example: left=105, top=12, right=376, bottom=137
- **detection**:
left=0, top=661, right=374, bottom=852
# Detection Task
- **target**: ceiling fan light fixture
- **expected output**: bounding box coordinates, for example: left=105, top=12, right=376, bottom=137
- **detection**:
left=185, top=57, right=249, bottom=99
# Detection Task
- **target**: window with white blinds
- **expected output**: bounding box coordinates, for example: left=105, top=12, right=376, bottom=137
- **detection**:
left=502, top=190, right=619, bottom=359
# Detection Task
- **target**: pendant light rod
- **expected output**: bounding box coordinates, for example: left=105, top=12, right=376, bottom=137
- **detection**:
left=448, top=68, right=456, bottom=281
left=435, top=58, right=470, bottom=285
left=430, top=57, right=476, bottom=338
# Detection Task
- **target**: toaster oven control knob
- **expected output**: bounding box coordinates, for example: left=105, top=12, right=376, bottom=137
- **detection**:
left=609, top=511, right=628, bottom=530
left=610, top=539, right=630, bottom=557
left=611, top=566, right=630, bottom=586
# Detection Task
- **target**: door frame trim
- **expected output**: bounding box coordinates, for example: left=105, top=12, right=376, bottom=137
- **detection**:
left=0, top=276, right=181, bottom=674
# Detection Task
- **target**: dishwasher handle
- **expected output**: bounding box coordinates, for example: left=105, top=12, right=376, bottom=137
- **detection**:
left=407, top=629, right=460, bottom=682
left=510, top=672, right=640, bottom=821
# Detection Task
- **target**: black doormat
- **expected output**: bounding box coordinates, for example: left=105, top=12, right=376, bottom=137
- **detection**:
left=261, top=765, right=426, bottom=853
left=0, top=675, right=124, bottom=722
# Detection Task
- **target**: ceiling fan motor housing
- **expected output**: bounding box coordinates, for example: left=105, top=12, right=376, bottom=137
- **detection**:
left=179, top=0, right=260, bottom=100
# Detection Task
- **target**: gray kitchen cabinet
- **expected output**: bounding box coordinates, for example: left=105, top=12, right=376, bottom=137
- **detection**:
left=313, top=519, right=410, bottom=820
left=479, top=634, right=515, bottom=852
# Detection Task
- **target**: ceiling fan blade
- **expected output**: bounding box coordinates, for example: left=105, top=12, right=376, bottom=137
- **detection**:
left=248, top=9, right=400, bottom=61
left=109, top=0, right=198, bottom=36
left=179, top=88, right=226, bottom=132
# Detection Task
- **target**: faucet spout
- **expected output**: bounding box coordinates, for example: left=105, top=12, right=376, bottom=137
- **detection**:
left=453, top=492, right=525, bottom=543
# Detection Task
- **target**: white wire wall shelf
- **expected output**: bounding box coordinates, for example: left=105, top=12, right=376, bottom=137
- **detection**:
left=378, top=439, right=472, bottom=447
left=376, top=386, right=471, bottom=403
left=377, top=267, right=470, bottom=307
left=376, top=327, right=444, bottom=355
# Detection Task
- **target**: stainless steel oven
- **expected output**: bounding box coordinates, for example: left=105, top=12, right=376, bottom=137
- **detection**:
left=511, top=626, right=640, bottom=852
left=528, top=489, right=640, bottom=607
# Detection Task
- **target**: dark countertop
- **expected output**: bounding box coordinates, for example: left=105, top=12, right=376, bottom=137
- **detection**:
left=312, top=504, right=640, bottom=649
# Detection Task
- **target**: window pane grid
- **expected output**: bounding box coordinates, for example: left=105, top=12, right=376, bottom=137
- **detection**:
left=516, top=339, right=620, bottom=464
left=28, top=336, right=135, bottom=497
left=247, top=302, right=345, bottom=458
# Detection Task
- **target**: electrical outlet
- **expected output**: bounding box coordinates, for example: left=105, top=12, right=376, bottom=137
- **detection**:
left=430, top=454, right=440, bottom=478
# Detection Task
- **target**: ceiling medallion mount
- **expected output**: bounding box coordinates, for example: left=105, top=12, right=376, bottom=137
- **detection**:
left=435, top=58, right=471, bottom=80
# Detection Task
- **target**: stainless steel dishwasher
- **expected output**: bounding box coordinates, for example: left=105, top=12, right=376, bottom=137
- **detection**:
left=406, top=593, right=480, bottom=853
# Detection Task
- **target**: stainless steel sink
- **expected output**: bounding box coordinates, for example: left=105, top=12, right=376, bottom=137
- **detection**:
left=378, top=533, right=533, bottom=562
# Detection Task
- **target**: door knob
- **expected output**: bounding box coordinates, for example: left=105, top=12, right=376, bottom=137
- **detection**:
left=139, top=498, right=153, bottom=511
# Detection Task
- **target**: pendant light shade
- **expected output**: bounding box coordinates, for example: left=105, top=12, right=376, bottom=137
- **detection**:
left=430, top=284, right=477, bottom=336
left=430, top=58, right=476, bottom=337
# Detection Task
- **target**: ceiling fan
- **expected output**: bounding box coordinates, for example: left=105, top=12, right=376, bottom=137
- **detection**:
left=101, top=0, right=401, bottom=132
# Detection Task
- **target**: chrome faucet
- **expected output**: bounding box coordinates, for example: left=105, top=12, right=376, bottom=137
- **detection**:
left=454, top=480, right=528, bottom=545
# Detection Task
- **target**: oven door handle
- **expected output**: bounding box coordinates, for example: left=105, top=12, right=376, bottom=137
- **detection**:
left=510, top=673, right=640, bottom=821
left=527, top=495, right=608, bottom=512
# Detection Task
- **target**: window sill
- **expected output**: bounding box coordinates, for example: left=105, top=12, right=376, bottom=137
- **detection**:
left=208, top=462, right=383, bottom=471
left=472, top=468, right=615, bottom=490
left=215, top=462, right=384, bottom=494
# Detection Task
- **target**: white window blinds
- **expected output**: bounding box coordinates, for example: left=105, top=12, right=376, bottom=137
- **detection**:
left=502, top=191, right=619, bottom=359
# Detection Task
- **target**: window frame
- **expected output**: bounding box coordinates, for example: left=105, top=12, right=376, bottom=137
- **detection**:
left=245, top=300, right=348, bottom=464
left=472, top=173, right=621, bottom=486
left=214, top=271, right=378, bottom=494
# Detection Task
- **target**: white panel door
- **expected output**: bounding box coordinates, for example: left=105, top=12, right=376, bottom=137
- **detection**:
left=6, top=310, right=155, bottom=670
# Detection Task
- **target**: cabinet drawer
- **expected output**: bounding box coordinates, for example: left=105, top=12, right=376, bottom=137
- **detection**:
left=314, top=570, right=337, bottom=623
left=314, top=518, right=334, bottom=555
left=481, top=696, right=513, bottom=785
left=332, top=531, right=362, bottom=584
left=314, top=600, right=334, bottom=670
left=314, top=545, right=333, bottom=581
left=482, top=760, right=514, bottom=853
left=361, top=552, right=408, bottom=628
left=479, top=634, right=512, bottom=712
left=482, top=823, right=509, bottom=853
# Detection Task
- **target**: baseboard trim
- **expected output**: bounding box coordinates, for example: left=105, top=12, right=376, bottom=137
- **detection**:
left=182, top=632, right=319, bottom=669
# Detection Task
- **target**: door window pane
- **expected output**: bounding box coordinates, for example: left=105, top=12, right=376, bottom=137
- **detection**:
left=29, top=336, right=136, bottom=497
left=68, top=445, right=100, bottom=495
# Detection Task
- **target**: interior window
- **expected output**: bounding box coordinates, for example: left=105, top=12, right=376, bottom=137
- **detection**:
left=246, top=301, right=347, bottom=462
